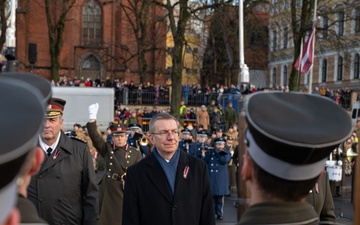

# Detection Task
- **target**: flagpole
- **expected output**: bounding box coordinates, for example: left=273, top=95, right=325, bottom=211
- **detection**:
left=297, top=38, right=303, bottom=91
left=308, top=0, right=317, bottom=94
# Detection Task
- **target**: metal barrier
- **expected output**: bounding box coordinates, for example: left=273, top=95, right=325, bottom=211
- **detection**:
left=141, top=117, right=151, bottom=132
left=115, top=88, right=224, bottom=106
left=183, top=119, right=197, bottom=129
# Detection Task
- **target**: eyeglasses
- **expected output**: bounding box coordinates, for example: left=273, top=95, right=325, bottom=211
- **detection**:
left=151, top=130, right=180, bottom=138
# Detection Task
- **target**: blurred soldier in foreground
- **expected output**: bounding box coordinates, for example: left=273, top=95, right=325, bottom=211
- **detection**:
left=87, top=103, right=141, bottom=225
left=306, top=171, right=336, bottom=222
left=238, top=92, right=352, bottom=225
left=0, top=73, right=51, bottom=225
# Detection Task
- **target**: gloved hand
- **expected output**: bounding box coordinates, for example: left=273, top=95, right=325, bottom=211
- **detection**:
left=88, top=103, right=99, bottom=120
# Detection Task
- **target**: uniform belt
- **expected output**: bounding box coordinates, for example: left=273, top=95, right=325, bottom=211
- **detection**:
left=106, top=172, right=125, bottom=181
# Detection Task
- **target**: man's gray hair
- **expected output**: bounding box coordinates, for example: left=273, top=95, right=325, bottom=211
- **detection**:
left=149, top=113, right=179, bottom=133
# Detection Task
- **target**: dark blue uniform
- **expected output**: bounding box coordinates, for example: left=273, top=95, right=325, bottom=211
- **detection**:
left=201, top=147, right=231, bottom=219
left=178, top=139, right=191, bottom=154
left=189, top=141, right=211, bottom=157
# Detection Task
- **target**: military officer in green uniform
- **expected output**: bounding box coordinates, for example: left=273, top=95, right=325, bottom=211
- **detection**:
left=238, top=92, right=352, bottom=225
left=87, top=103, right=142, bottom=225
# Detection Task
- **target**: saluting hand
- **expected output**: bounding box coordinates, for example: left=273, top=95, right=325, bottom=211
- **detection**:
left=89, top=103, right=99, bottom=120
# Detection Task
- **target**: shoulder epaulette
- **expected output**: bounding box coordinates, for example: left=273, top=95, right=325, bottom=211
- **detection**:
left=128, top=145, right=139, bottom=151
left=70, top=136, right=87, bottom=143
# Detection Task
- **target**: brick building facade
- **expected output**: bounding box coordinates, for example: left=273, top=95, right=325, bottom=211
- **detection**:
left=16, top=0, right=167, bottom=84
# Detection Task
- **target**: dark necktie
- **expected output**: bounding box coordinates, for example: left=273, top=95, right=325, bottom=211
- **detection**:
left=46, top=147, right=52, bottom=156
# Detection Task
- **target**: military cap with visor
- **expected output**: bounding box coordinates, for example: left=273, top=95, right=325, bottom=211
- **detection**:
left=0, top=73, right=51, bottom=223
left=197, top=130, right=208, bottom=138
left=244, top=92, right=353, bottom=181
left=112, top=126, right=127, bottom=135
left=215, top=137, right=226, bottom=145
left=181, top=128, right=191, bottom=134
left=128, top=123, right=142, bottom=130
left=46, top=98, right=66, bottom=118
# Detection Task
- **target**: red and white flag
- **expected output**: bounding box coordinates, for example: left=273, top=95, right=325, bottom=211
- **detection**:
left=294, top=20, right=318, bottom=74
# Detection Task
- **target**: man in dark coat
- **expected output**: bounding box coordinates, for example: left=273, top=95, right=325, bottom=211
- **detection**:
left=122, top=113, right=215, bottom=225
left=87, top=103, right=141, bottom=225
left=28, top=98, right=99, bottom=225
left=237, top=92, right=352, bottom=225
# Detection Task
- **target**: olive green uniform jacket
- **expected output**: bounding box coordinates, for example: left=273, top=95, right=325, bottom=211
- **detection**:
left=306, top=172, right=336, bottom=222
left=87, top=122, right=141, bottom=225
left=238, top=202, right=319, bottom=225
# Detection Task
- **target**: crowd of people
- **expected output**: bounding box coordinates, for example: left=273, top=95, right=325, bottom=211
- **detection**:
left=54, top=76, right=355, bottom=112
left=2, top=72, right=358, bottom=225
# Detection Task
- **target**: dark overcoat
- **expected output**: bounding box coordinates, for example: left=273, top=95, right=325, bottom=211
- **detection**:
left=28, top=132, right=99, bottom=225
left=87, top=122, right=141, bottom=225
left=122, top=150, right=216, bottom=225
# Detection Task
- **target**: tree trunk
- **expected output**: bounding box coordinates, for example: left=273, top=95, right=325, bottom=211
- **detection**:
left=170, top=43, right=184, bottom=119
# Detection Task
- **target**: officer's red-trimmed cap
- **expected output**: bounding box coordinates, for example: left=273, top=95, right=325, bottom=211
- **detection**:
left=244, top=92, right=352, bottom=181
left=112, top=126, right=127, bottom=135
left=46, top=98, right=66, bottom=118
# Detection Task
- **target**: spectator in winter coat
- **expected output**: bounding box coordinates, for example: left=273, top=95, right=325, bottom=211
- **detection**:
left=197, top=105, right=210, bottom=131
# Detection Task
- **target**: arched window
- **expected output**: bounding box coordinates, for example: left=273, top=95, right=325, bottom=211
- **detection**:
left=283, top=65, right=288, bottom=86
left=81, top=54, right=101, bottom=80
left=321, top=59, right=327, bottom=82
left=354, top=54, right=360, bottom=79
left=337, top=56, right=343, bottom=80
left=272, top=67, right=277, bottom=88
left=82, top=0, right=102, bottom=46
left=82, top=55, right=100, bottom=70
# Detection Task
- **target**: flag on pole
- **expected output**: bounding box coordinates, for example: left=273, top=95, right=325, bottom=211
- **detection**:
left=294, top=20, right=318, bottom=73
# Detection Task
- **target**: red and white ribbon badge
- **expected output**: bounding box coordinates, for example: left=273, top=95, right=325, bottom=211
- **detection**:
left=53, top=149, right=60, bottom=160
left=183, top=166, right=189, bottom=179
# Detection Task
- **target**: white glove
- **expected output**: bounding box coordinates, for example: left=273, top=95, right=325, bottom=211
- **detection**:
left=89, top=103, right=99, bottom=120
